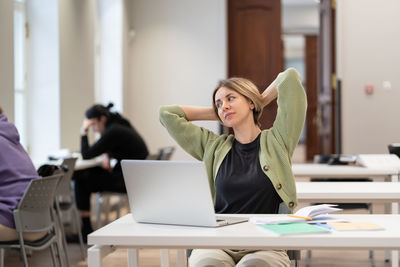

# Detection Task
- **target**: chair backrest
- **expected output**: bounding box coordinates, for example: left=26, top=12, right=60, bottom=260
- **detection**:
left=55, top=157, right=77, bottom=198
left=146, top=147, right=175, bottom=160
left=13, top=174, right=62, bottom=233
left=157, top=146, right=175, bottom=160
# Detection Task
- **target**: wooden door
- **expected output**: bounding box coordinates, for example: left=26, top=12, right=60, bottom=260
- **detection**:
left=228, top=0, right=283, bottom=130
left=305, top=35, right=319, bottom=161
left=318, top=0, right=336, bottom=155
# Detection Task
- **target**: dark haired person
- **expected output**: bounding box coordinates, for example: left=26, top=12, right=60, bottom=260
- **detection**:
left=73, top=103, right=149, bottom=241
left=0, top=106, right=45, bottom=241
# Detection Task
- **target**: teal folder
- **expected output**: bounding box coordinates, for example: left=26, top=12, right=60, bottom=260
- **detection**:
left=259, top=223, right=330, bottom=235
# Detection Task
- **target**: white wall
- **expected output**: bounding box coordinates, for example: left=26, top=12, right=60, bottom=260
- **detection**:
left=126, top=0, right=226, bottom=160
left=97, top=0, right=123, bottom=111
left=59, top=0, right=95, bottom=153
left=27, top=0, right=60, bottom=159
left=337, top=0, right=400, bottom=154
left=0, top=0, right=14, bottom=121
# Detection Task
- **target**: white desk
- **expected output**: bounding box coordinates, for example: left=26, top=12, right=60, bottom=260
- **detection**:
left=88, top=214, right=400, bottom=267
left=292, top=163, right=399, bottom=182
left=296, top=181, right=400, bottom=206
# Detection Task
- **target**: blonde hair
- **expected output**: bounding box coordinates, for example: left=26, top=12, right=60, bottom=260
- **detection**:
left=212, top=77, right=262, bottom=124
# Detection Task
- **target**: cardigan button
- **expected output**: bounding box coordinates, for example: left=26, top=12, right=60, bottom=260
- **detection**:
left=288, top=201, right=294, bottom=208
left=263, top=165, right=269, bottom=171
left=276, top=183, right=282, bottom=190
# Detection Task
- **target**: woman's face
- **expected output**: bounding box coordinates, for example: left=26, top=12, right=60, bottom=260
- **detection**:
left=214, top=86, right=255, bottom=128
left=91, top=116, right=107, bottom=133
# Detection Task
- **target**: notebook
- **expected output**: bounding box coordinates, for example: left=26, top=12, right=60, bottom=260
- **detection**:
left=121, top=160, right=248, bottom=227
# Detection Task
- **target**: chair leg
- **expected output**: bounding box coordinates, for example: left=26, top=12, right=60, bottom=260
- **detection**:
left=49, top=243, right=58, bottom=267
left=104, top=195, right=110, bottom=225
left=306, top=250, right=311, bottom=267
left=116, top=195, right=122, bottom=219
left=54, top=203, right=71, bottom=267
left=17, top=232, right=30, bottom=267
left=0, top=248, right=4, bottom=267
left=72, top=204, right=86, bottom=259
left=96, top=193, right=103, bottom=229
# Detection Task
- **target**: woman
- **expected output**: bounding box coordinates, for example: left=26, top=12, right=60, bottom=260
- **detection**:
left=159, top=68, right=307, bottom=267
left=0, top=106, right=44, bottom=242
left=74, top=103, right=149, bottom=241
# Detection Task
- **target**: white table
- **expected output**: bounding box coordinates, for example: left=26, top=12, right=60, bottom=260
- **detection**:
left=292, top=163, right=399, bottom=182
left=88, top=214, right=400, bottom=267
left=296, top=181, right=400, bottom=207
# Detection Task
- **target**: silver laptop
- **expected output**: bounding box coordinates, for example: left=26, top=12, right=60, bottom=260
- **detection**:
left=121, top=160, right=247, bottom=227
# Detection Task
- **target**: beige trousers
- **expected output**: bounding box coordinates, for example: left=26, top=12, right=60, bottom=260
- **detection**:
left=0, top=224, right=47, bottom=242
left=189, top=249, right=291, bottom=267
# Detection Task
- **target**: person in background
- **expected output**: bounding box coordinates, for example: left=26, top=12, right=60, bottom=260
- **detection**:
left=73, top=103, right=149, bottom=242
left=159, top=68, right=307, bottom=267
left=0, top=106, right=44, bottom=241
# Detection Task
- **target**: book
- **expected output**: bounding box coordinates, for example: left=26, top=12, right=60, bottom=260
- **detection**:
left=294, top=204, right=342, bottom=218
left=327, top=222, right=385, bottom=231
left=259, top=222, right=331, bottom=235
left=249, top=204, right=342, bottom=225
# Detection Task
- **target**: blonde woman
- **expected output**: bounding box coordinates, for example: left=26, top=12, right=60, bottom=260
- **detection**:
left=159, top=68, right=307, bottom=267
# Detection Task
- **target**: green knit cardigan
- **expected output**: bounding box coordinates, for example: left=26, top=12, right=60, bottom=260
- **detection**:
left=159, top=68, right=307, bottom=210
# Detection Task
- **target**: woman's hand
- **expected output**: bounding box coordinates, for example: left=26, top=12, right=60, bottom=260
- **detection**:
left=101, top=154, right=112, bottom=172
left=81, top=118, right=94, bottom=135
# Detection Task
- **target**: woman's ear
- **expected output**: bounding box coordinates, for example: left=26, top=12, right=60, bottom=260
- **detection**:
left=248, top=100, right=255, bottom=110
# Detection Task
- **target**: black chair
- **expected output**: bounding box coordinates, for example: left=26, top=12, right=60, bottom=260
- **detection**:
left=388, top=143, right=400, bottom=158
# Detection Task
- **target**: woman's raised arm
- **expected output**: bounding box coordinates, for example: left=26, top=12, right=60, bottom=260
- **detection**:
left=179, top=106, right=219, bottom=121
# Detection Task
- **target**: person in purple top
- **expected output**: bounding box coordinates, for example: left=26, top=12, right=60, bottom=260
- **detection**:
left=0, top=106, right=45, bottom=242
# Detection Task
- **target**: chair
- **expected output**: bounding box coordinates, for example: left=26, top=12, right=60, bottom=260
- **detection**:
left=95, top=146, right=175, bottom=228
left=388, top=143, right=400, bottom=158
left=53, top=158, right=86, bottom=259
left=0, top=175, right=65, bottom=267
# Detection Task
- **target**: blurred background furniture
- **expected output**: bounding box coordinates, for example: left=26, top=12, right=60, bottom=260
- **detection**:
left=53, top=158, right=86, bottom=259
left=306, top=154, right=374, bottom=266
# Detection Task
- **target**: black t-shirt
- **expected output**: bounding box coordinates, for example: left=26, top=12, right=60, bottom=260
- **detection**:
left=81, top=123, right=149, bottom=174
left=215, top=134, right=282, bottom=214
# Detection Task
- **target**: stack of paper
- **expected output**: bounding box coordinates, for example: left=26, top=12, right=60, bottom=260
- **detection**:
left=250, top=204, right=342, bottom=225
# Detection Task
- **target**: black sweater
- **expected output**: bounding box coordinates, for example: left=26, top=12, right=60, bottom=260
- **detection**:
left=81, top=123, right=149, bottom=174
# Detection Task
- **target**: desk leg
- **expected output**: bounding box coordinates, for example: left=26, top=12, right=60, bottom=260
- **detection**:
left=386, top=174, right=400, bottom=263
left=127, top=249, right=139, bottom=267
left=392, top=251, right=399, bottom=267
left=88, top=245, right=115, bottom=267
left=176, top=249, right=187, bottom=267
